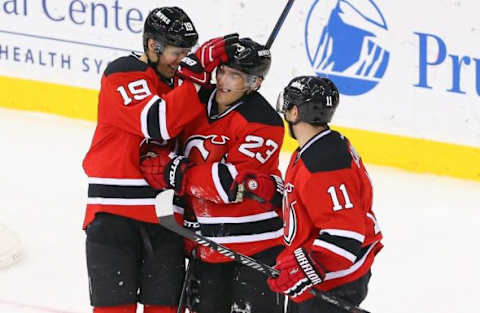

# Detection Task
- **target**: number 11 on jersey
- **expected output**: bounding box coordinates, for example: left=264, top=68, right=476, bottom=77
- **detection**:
left=327, top=184, right=354, bottom=211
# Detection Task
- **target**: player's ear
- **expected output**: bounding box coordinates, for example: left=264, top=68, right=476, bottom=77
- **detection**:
left=247, top=76, right=263, bottom=93
left=253, top=77, right=263, bottom=90
left=147, top=38, right=156, bottom=53
left=289, top=105, right=299, bottom=120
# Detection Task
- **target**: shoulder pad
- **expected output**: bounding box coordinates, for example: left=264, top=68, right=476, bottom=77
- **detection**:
left=104, top=55, right=149, bottom=76
left=300, top=131, right=352, bottom=173
left=235, top=92, right=284, bottom=127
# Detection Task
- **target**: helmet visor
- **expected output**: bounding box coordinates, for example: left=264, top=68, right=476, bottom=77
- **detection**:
left=276, top=87, right=306, bottom=114
left=276, top=91, right=288, bottom=114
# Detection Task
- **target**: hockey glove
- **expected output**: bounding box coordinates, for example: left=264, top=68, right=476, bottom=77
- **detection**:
left=177, top=33, right=239, bottom=86
left=140, top=148, right=189, bottom=193
left=267, top=248, right=325, bottom=303
left=228, top=171, right=284, bottom=209
left=139, top=139, right=170, bottom=161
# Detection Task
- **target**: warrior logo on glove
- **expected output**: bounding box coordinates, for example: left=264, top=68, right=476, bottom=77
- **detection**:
left=267, top=248, right=325, bottom=302
left=294, top=248, right=323, bottom=285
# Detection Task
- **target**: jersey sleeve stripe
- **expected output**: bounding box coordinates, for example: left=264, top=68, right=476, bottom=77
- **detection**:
left=313, top=239, right=357, bottom=263
left=86, top=198, right=157, bottom=205
left=205, top=229, right=283, bottom=244
left=158, top=98, right=170, bottom=140
left=197, top=214, right=283, bottom=243
left=315, top=232, right=362, bottom=257
left=225, top=162, right=238, bottom=179
left=324, top=241, right=380, bottom=281
left=88, top=184, right=159, bottom=199
left=87, top=177, right=148, bottom=186
left=87, top=177, right=160, bottom=206
left=196, top=211, right=279, bottom=224
left=320, top=229, right=365, bottom=243
left=367, top=213, right=381, bottom=235
left=212, top=162, right=232, bottom=203
left=146, top=99, right=161, bottom=139
left=141, top=95, right=161, bottom=139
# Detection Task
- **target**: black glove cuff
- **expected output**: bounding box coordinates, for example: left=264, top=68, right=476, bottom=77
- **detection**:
left=293, top=248, right=324, bottom=285
left=270, top=174, right=284, bottom=208
left=164, top=156, right=189, bottom=191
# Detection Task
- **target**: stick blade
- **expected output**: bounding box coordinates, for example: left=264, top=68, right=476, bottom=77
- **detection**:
left=155, top=189, right=175, bottom=217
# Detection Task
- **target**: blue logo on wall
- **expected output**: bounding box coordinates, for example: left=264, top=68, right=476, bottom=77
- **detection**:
left=305, top=0, right=390, bottom=96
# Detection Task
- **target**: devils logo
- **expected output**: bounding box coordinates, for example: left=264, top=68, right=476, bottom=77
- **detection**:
left=183, top=135, right=230, bottom=163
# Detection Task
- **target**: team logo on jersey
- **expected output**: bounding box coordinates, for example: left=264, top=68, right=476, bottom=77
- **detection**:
left=184, top=135, right=230, bottom=162
left=305, top=0, right=390, bottom=95
left=283, top=183, right=297, bottom=246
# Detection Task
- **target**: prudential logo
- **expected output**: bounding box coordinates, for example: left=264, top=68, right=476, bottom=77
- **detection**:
left=305, top=0, right=389, bottom=96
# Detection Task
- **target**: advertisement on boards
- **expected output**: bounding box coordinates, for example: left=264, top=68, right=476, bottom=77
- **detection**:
left=1, top=0, right=479, bottom=179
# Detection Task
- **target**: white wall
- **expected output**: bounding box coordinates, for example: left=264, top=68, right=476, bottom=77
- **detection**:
left=1, top=0, right=479, bottom=147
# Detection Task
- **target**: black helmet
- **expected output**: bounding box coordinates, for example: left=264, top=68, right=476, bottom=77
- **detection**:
left=143, top=7, right=198, bottom=53
left=277, top=76, right=340, bottom=125
left=224, top=38, right=271, bottom=78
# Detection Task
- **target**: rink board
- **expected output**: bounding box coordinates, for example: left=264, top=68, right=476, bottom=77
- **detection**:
left=2, top=74, right=479, bottom=181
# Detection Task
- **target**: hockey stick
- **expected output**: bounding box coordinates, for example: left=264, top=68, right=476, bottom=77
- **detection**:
left=157, top=213, right=370, bottom=313
left=159, top=214, right=278, bottom=277
left=176, top=251, right=195, bottom=313
left=265, top=0, right=295, bottom=49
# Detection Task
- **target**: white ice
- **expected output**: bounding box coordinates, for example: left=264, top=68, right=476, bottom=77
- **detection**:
left=0, top=108, right=479, bottom=313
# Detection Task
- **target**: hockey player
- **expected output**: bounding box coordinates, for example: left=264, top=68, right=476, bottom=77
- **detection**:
left=237, top=76, right=383, bottom=312
left=82, top=7, right=239, bottom=313
left=140, top=38, right=286, bottom=313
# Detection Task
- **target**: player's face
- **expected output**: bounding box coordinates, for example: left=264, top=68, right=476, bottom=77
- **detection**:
left=156, top=45, right=191, bottom=78
left=215, top=65, right=248, bottom=106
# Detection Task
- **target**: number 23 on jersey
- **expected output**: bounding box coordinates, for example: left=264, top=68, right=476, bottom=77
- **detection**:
left=238, top=135, right=279, bottom=164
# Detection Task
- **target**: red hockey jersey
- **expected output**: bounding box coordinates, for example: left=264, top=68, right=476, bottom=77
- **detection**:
left=82, top=54, right=202, bottom=228
left=175, top=87, right=285, bottom=263
left=280, top=128, right=383, bottom=294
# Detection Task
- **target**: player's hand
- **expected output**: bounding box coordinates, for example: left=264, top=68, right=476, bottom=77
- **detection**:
left=177, top=33, right=239, bottom=86
left=140, top=146, right=189, bottom=193
left=195, top=33, right=239, bottom=72
left=267, top=248, right=325, bottom=303
left=228, top=171, right=284, bottom=209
